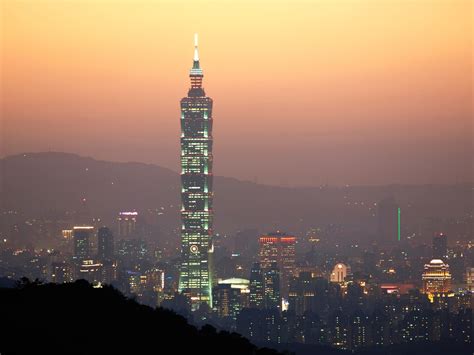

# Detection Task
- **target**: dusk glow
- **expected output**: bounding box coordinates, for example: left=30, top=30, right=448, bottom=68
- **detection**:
left=3, top=0, right=472, bottom=185
left=1, top=2, right=474, bottom=354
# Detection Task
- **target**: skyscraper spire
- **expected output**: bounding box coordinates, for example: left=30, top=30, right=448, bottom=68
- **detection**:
left=193, top=33, right=199, bottom=62
left=191, top=33, right=202, bottom=73
left=189, top=33, right=204, bottom=95
left=179, top=33, right=214, bottom=310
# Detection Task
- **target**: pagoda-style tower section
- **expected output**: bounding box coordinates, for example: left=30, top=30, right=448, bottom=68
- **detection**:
left=178, top=34, right=214, bottom=309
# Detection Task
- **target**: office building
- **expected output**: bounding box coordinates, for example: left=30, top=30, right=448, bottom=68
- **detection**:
left=259, top=232, right=296, bottom=299
left=117, top=212, right=138, bottom=238
left=97, top=227, right=114, bottom=261
left=73, top=226, right=93, bottom=261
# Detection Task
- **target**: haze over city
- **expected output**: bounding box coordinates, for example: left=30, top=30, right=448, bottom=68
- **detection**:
left=1, top=1, right=474, bottom=355
left=3, top=0, right=472, bottom=186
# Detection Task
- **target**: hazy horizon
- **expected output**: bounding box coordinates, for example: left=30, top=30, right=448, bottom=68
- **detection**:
left=2, top=0, right=473, bottom=186
left=2, top=150, right=474, bottom=188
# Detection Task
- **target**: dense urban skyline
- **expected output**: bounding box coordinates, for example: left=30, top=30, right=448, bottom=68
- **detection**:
left=2, top=0, right=472, bottom=186
left=0, top=2, right=473, bottom=354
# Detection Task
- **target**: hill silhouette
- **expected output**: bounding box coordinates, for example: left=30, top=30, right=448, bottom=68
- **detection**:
left=0, top=280, right=471, bottom=355
left=0, top=152, right=472, bottom=243
left=0, top=279, right=283, bottom=355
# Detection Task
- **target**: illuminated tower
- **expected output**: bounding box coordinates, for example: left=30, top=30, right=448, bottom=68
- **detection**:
left=249, top=262, right=264, bottom=309
left=178, top=34, right=214, bottom=308
left=263, top=263, right=281, bottom=309
left=259, top=232, right=296, bottom=300
left=73, top=226, right=94, bottom=261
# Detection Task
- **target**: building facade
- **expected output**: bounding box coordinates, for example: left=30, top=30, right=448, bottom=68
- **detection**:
left=259, top=232, right=296, bottom=300
left=117, top=211, right=138, bottom=239
left=249, top=262, right=265, bottom=309
left=213, top=278, right=250, bottom=319
left=263, top=263, right=281, bottom=310
left=422, top=259, right=452, bottom=300
left=73, top=226, right=93, bottom=261
left=432, top=233, right=448, bottom=260
left=330, top=263, right=351, bottom=283
left=178, top=34, right=214, bottom=309
left=97, top=227, right=114, bottom=261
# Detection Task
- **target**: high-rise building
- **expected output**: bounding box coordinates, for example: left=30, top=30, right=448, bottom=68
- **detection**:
left=213, top=278, right=250, bottom=319
left=145, top=268, right=165, bottom=290
left=466, top=267, right=474, bottom=292
left=143, top=267, right=166, bottom=306
left=249, top=262, right=264, bottom=309
left=288, top=271, right=317, bottom=316
left=422, top=259, right=452, bottom=300
left=97, top=227, right=114, bottom=261
left=116, top=239, right=148, bottom=270
left=178, top=34, right=214, bottom=309
left=73, top=226, right=93, bottom=261
left=125, top=270, right=142, bottom=296
left=117, top=212, right=138, bottom=238
left=50, top=261, right=74, bottom=283
left=62, top=229, right=73, bottom=241
left=78, top=259, right=103, bottom=284
left=101, top=259, right=118, bottom=285
left=348, top=312, right=370, bottom=350
left=329, top=310, right=348, bottom=349
left=259, top=232, right=296, bottom=299
left=432, top=233, right=448, bottom=260
left=290, top=274, right=343, bottom=316
left=263, top=262, right=281, bottom=310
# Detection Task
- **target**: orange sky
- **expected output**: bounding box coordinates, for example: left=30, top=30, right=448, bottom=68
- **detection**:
left=2, top=0, right=472, bottom=185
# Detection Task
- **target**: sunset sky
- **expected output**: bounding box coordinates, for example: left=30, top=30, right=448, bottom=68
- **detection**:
left=2, top=0, right=472, bottom=186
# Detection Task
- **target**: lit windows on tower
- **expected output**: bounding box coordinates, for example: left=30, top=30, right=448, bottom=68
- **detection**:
left=258, top=232, right=296, bottom=300
left=178, top=34, right=214, bottom=309
left=73, top=226, right=94, bottom=261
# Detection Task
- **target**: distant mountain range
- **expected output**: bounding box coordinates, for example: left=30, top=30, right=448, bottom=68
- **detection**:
left=0, top=152, right=472, bottom=243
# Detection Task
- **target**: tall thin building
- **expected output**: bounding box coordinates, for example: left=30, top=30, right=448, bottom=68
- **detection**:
left=73, top=226, right=93, bottom=261
left=249, top=262, right=264, bottom=309
left=178, top=34, right=214, bottom=309
left=97, top=227, right=114, bottom=261
left=432, top=233, right=448, bottom=260
left=263, top=263, right=281, bottom=310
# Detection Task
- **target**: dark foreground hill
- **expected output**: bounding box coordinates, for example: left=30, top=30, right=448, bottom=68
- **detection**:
left=0, top=280, right=282, bottom=355
left=0, top=281, right=471, bottom=355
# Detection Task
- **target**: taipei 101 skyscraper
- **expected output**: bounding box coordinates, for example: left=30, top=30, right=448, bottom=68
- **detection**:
left=178, top=34, right=214, bottom=309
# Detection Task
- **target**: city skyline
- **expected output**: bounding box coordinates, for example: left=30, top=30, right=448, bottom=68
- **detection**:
left=1, top=1, right=473, bottom=354
left=2, top=0, right=472, bottom=186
